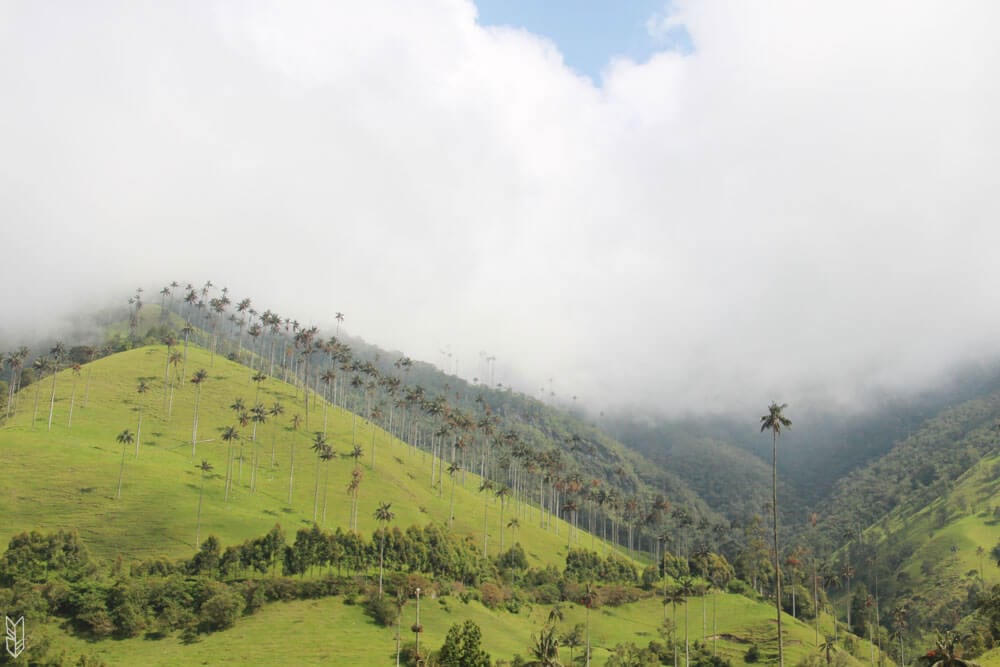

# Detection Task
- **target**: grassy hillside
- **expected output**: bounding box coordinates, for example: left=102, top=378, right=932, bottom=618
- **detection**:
left=27, top=586, right=873, bottom=666
left=0, top=343, right=601, bottom=568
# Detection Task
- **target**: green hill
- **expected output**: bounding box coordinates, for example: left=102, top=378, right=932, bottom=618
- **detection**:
left=0, top=343, right=606, bottom=567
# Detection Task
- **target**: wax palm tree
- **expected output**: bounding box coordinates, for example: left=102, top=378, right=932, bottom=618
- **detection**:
left=115, top=428, right=134, bottom=498
left=760, top=401, right=792, bottom=667
left=66, top=363, right=81, bottom=427
left=581, top=583, right=597, bottom=667
left=31, top=356, right=48, bottom=428
left=664, top=586, right=687, bottom=667
left=447, top=461, right=461, bottom=529
left=479, top=479, right=494, bottom=556
left=190, top=369, right=208, bottom=457
left=918, top=632, right=980, bottom=667
left=320, top=444, right=335, bottom=524
left=347, top=468, right=363, bottom=531
left=287, top=414, right=303, bottom=504
left=818, top=636, right=838, bottom=667
left=252, top=371, right=267, bottom=404
left=678, top=577, right=697, bottom=667
left=135, top=380, right=149, bottom=457
left=526, top=625, right=563, bottom=667
left=496, top=485, right=512, bottom=551
left=374, top=501, right=395, bottom=597
left=162, top=335, right=177, bottom=410
left=166, top=351, right=182, bottom=417
left=221, top=425, right=240, bottom=502
left=269, top=401, right=284, bottom=467
left=311, top=432, right=327, bottom=521
left=46, top=342, right=65, bottom=431
left=249, top=402, right=267, bottom=493
left=195, top=459, right=214, bottom=547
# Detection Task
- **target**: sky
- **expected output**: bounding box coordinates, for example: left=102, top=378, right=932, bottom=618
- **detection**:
left=2, top=1, right=999, bottom=416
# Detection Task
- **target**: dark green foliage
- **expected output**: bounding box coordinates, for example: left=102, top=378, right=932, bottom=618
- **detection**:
left=496, top=542, right=528, bottom=571
left=197, top=582, right=245, bottom=631
left=745, top=644, right=761, bottom=663
left=1, top=529, right=95, bottom=585
left=437, top=620, right=491, bottom=667
left=564, top=548, right=637, bottom=583
left=364, top=594, right=399, bottom=627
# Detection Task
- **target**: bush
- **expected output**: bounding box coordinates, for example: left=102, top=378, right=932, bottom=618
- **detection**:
left=198, top=585, right=244, bottom=631
left=480, top=582, right=508, bottom=610
left=365, top=595, right=399, bottom=627
left=745, top=644, right=760, bottom=663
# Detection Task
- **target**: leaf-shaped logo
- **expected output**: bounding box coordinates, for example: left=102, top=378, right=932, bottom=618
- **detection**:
left=5, top=615, right=25, bottom=658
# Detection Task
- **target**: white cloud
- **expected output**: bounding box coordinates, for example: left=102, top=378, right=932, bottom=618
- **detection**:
left=2, top=1, right=998, bottom=415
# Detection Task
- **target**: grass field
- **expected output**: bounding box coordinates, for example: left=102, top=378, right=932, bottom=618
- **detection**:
left=1, top=343, right=883, bottom=665
left=0, top=343, right=613, bottom=568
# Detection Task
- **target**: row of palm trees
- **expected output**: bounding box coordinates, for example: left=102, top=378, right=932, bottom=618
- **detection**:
left=150, top=281, right=710, bottom=561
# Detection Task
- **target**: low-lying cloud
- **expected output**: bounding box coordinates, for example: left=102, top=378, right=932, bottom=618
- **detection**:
left=2, top=1, right=998, bottom=416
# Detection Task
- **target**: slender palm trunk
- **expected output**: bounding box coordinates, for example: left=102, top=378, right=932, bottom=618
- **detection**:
left=135, top=404, right=142, bottom=457
left=47, top=366, right=58, bottom=431
left=117, top=441, right=127, bottom=498
left=191, top=387, right=202, bottom=457
left=288, top=443, right=295, bottom=504
left=196, top=474, right=206, bottom=546
left=772, top=430, right=784, bottom=667
left=67, top=380, right=77, bottom=427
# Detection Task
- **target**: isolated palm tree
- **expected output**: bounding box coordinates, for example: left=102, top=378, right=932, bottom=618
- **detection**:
left=479, top=479, right=494, bottom=556
left=115, top=428, right=135, bottom=498
left=66, top=363, right=81, bottom=428
left=320, top=444, right=335, bottom=524
left=47, top=342, right=65, bottom=431
left=190, top=369, right=208, bottom=457
left=526, top=625, right=563, bottom=667
left=195, top=459, right=214, bottom=547
left=760, top=401, right=792, bottom=667
left=581, top=583, right=598, bottom=667
left=818, top=636, right=838, bottom=667
left=167, top=351, right=182, bottom=417
left=678, top=577, right=697, bottom=667
left=269, top=401, right=285, bottom=466
left=664, top=586, right=687, bottom=667
left=31, top=356, right=48, bottom=429
left=447, top=461, right=461, bottom=529
left=135, top=380, right=149, bottom=457
left=374, top=501, right=395, bottom=597
left=288, top=414, right=302, bottom=503
left=496, top=485, right=511, bottom=551
left=311, top=432, right=327, bottom=521
left=347, top=468, right=363, bottom=531
left=918, top=633, right=980, bottom=667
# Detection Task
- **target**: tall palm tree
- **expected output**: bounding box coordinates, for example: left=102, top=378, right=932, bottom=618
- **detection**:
left=678, top=577, right=697, bottom=667
left=288, top=414, right=302, bottom=503
left=664, top=586, right=687, bottom=667
left=496, top=485, right=511, bottom=551
left=116, top=428, right=135, bottom=498
left=47, top=342, right=65, bottom=431
left=479, top=479, right=494, bottom=556
left=526, top=626, right=563, bottom=667
left=311, top=432, right=327, bottom=521
left=374, top=501, right=395, bottom=597
left=581, top=583, right=597, bottom=667
left=760, top=401, right=792, bottom=667
left=269, top=401, right=285, bottom=467
left=918, top=632, right=980, bottom=667
left=249, top=402, right=267, bottom=493
left=447, top=462, right=461, bottom=529
left=320, top=444, right=335, bottom=524
left=347, top=467, right=363, bottom=531
left=135, top=380, right=149, bottom=457
left=167, top=351, right=182, bottom=418
left=221, top=425, right=240, bottom=502
left=195, top=459, right=214, bottom=547
left=190, top=369, right=208, bottom=457
left=31, top=356, right=48, bottom=429
left=66, top=363, right=81, bottom=428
